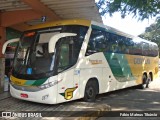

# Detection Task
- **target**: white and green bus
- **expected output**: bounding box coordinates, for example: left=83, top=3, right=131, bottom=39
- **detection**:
left=2, top=19, right=159, bottom=104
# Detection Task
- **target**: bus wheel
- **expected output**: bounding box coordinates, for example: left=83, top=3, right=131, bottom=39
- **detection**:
left=84, top=81, right=97, bottom=102
left=146, top=74, right=152, bottom=88
left=141, top=74, right=148, bottom=89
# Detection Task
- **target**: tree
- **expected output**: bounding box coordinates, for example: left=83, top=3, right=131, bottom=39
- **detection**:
left=96, top=0, right=160, bottom=20
left=139, top=17, right=160, bottom=49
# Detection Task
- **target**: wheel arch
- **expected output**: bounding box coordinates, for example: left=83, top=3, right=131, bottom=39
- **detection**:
left=143, top=72, right=147, bottom=78
left=149, top=72, right=153, bottom=81
left=83, top=77, right=99, bottom=102
left=86, top=77, right=99, bottom=94
left=140, top=72, right=148, bottom=89
left=80, top=76, right=100, bottom=99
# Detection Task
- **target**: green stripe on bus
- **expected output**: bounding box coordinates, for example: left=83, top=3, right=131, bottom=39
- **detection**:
left=32, top=78, right=48, bottom=86
left=104, top=52, right=135, bottom=82
left=25, top=80, right=36, bottom=86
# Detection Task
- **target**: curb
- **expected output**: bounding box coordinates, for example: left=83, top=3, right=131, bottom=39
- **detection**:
left=43, top=102, right=111, bottom=120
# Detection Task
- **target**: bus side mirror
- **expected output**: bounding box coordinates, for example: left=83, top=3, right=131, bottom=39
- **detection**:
left=48, top=33, right=77, bottom=53
left=2, top=38, right=19, bottom=54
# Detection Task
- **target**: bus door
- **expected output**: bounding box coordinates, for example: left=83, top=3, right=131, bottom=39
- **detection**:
left=56, top=39, right=76, bottom=103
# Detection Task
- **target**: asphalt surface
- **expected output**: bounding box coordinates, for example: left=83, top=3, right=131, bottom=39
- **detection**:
left=97, top=74, right=160, bottom=120
left=96, top=79, right=160, bottom=111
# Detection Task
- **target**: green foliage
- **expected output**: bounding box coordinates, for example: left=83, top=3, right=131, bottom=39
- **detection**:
left=96, top=0, right=160, bottom=20
left=139, top=17, right=160, bottom=51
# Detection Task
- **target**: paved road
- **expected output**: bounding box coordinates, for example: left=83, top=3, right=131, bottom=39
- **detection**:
left=0, top=96, right=110, bottom=120
left=97, top=76, right=160, bottom=120
left=96, top=79, right=160, bottom=111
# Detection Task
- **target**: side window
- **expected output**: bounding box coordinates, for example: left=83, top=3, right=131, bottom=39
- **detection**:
left=86, top=29, right=105, bottom=56
left=110, top=34, right=119, bottom=53
left=153, top=45, right=159, bottom=57
left=142, top=42, right=149, bottom=56
left=109, top=33, right=125, bottom=53
left=103, top=32, right=111, bottom=52
left=113, top=34, right=127, bottom=54
left=148, top=44, right=154, bottom=56
left=104, top=32, right=129, bottom=54
left=120, top=37, right=129, bottom=54
left=132, top=39, right=142, bottom=55
left=126, top=38, right=134, bottom=54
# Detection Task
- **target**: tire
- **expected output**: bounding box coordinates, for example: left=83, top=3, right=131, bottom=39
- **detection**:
left=141, top=74, right=148, bottom=89
left=84, top=81, right=97, bottom=102
left=146, top=74, right=152, bottom=88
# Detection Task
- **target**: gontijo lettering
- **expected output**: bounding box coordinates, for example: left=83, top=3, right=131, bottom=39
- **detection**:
left=134, top=58, right=150, bottom=64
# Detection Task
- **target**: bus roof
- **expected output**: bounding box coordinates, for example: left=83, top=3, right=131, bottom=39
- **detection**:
left=26, top=19, right=157, bottom=46
left=27, top=19, right=91, bottom=31
left=91, top=21, right=134, bottom=38
left=134, top=37, right=158, bottom=46
left=91, top=21, right=158, bottom=46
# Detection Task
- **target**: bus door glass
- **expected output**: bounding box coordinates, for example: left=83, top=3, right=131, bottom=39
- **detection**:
left=56, top=26, right=88, bottom=102
left=56, top=37, right=75, bottom=103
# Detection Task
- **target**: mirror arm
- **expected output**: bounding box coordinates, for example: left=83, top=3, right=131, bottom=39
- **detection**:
left=49, top=33, right=77, bottom=53
left=2, top=38, right=19, bottom=54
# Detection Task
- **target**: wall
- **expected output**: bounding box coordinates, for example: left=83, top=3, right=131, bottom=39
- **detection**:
left=0, top=58, right=5, bottom=92
left=0, top=28, right=21, bottom=93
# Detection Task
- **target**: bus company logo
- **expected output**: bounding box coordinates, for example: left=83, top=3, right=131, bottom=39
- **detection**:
left=134, top=58, right=150, bottom=64
left=60, top=87, right=77, bottom=100
left=89, top=59, right=102, bottom=65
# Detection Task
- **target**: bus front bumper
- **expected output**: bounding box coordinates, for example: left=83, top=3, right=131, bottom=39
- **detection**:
left=10, top=84, right=57, bottom=104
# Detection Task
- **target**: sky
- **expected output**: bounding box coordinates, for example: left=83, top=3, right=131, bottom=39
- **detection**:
left=102, top=12, right=156, bottom=36
left=95, top=0, right=156, bottom=36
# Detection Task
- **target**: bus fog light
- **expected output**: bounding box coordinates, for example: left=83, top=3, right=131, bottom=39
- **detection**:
left=39, top=85, right=46, bottom=89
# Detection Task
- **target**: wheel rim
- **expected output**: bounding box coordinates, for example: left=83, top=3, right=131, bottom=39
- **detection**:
left=146, top=75, right=152, bottom=87
left=142, top=75, right=147, bottom=88
left=148, top=75, right=151, bottom=83
left=87, top=87, right=94, bottom=98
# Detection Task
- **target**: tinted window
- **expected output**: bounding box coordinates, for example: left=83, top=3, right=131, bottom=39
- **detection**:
left=142, top=42, right=149, bottom=56
left=86, top=29, right=105, bottom=55
left=152, top=45, right=159, bottom=57
left=132, top=39, right=142, bottom=55
left=57, top=38, right=74, bottom=72
left=86, top=26, right=158, bottom=57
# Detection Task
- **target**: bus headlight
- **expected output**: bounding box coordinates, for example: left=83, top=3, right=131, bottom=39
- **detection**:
left=39, top=81, right=55, bottom=89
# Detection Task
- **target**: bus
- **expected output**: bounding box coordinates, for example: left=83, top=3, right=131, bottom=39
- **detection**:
left=2, top=19, right=159, bottom=104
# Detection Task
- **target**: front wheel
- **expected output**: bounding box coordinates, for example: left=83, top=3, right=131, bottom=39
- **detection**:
left=84, top=81, right=97, bottom=102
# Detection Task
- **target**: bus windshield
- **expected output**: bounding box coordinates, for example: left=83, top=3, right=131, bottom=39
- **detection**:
left=13, top=25, right=88, bottom=79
